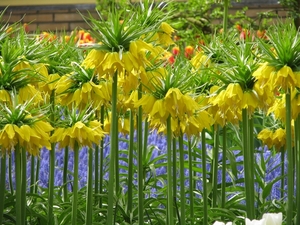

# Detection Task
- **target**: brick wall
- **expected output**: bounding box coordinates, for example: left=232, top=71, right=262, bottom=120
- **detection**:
left=0, top=4, right=97, bottom=33
left=0, top=3, right=288, bottom=33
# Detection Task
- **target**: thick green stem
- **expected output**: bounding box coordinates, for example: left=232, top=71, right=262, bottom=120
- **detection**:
left=94, top=111, right=100, bottom=204
left=166, top=116, right=174, bottom=224
left=137, top=84, right=144, bottom=223
left=296, top=115, right=300, bottom=225
left=242, top=108, right=255, bottom=219
left=127, top=109, right=135, bottom=216
left=15, top=145, right=23, bottom=225
left=285, top=90, right=294, bottom=225
left=143, top=119, right=149, bottom=157
left=187, top=138, right=194, bottom=224
left=48, top=90, right=56, bottom=225
left=201, top=129, right=208, bottom=225
left=0, top=154, right=6, bottom=224
left=9, top=153, right=13, bottom=195
left=280, top=147, right=285, bottom=199
left=223, top=0, right=229, bottom=34
left=212, top=125, right=219, bottom=207
left=115, top=115, right=120, bottom=194
left=106, top=72, right=118, bottom=225
left=85, top=147, right=93, bottom=225
left=221, top=125, right=227, bottom=209
left=63, top=146, right=69, bottom=202
left=179, top=134, right=185, bottom=225
left=99, top=105, right=105, bottom=208
left=172, top=137, right=177, bottom=212
left=72, top=142, right=79, bottom=225
left=30, top=155, right=35, bottom=194
left=21, top=147, right=27, bottom=223
left=34, top=156, right=40, bottom=194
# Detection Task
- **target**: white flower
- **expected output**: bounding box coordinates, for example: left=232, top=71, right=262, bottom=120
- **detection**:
left=262, top=212, right=282, bottom=225
left=245, top=218, right=266, bottom=225
left=245, top=213, right=282, bottom=225
left=213, top=221, right=233, bottom=225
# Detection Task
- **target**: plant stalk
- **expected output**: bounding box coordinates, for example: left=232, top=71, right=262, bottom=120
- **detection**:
left=188, top=138, right=194, bottom=224
left=137, top=84, right=144, bottom=223
left=296, top=115, right=300, bottom=225
left=221, top=125, right=227, bottom=210
left=179, top=133, right=186, bottom=225
left=201, top=129, right=208, bottom=225
left=212, top=125, right=219, bottom=207
left=72, top=141, right=80, bottom=225
left=63, top=146, right=69, bottom=202
left=15, top=145, right=23, bottom=225
left=85, top=147, right=93, bottom=225
left=285, top=90, right=294, bottom=225
left=242, top=108, right=255, bottom=219
left=30, top=155, right=35, bottom=194
left=99, top=105, right=105, bottom=208
left=127, top=109, right=134, bottom=215
left=106, top=71, right=118, bottom=225
left=167, top=116, right=174, bottom=224
left=48, top=90, right=56, bottom=225
left=0, top=153, right=6, bottom=224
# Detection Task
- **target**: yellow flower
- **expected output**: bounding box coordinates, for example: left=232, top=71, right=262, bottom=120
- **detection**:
left=0, top=90, right=11, bottom=103
left=191, top=51, right=211, bottom=68
left=134, top=94, right=157, bottom=114
left=50, top=120, right=106, bottom=149
left=253, top=82, right=275, bottom=111
left=242, top=91, right=259, bottom=114
left=272, top=128, right=286, bottom=151
left=257, top=128, right=274, bottom=149
left=271, top=65, right=300, bottom=91
left=18, top=84, right=43, bottom=104
left=253, top=62, right=276, bottom=89
left=0, top=121, right=53, bottom=155
left=224, top=83, right=243, bottom=108
left=160, top=22, right=174, bottom=35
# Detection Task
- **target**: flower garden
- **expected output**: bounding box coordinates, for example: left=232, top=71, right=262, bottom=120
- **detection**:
left=0, top=1, right=298, bottom=224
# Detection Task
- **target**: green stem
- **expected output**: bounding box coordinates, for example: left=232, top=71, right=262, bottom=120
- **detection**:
left=106, top=72, right=118, bottom=225
left=63, top=146, right=69, bottom=202
left=9, top=155, right=13, bottom=195
left=285, top=90, right=294, bottom=225
left=221, top=125, right=227, bottom=210
left=223, top=0, right=229, bottom=34
left=127, top=109, right=134, bottom=215
left=143, top=119, right=149, bottom=157
left=166, top=116, right=174, bottom=224
left=48, top=90, right=56, bottom=225
left=172, top=136, right=177, bottom=214
left=179, top=134, right=185, bottom=225
left=137, top=84, right=144, bottom=223
left=242, top=108, right=255, bottom=219
left=94, top=143, right=99, bottom=204
left=115, top=116, right=119, bottom=194
left=0, top=153, right=6, bottom=225
left=15, top=145, right=23, bottom=225
left=85, top=147, right=93, bottom=225
left=296, top=115, right=300, bottom=225
left=201, top=129, right=208, bottom=225
left=212, top=125, right=219, bottom=207
left=34, top=156, right=40, bottom=194
left=30, top=155, right=35, bottom=194
left=99, top=105, right=105, bottom=208
left=72, top=142, right=79, bottom=225
left=188, top=138, right=194, bottom=224
left=21, top=147, right=27, bottom=223
left=280, top=147, right=285, bottom=199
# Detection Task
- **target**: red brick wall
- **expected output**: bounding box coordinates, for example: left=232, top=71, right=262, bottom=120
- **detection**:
left=0, top=3, right=288, bottom=33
